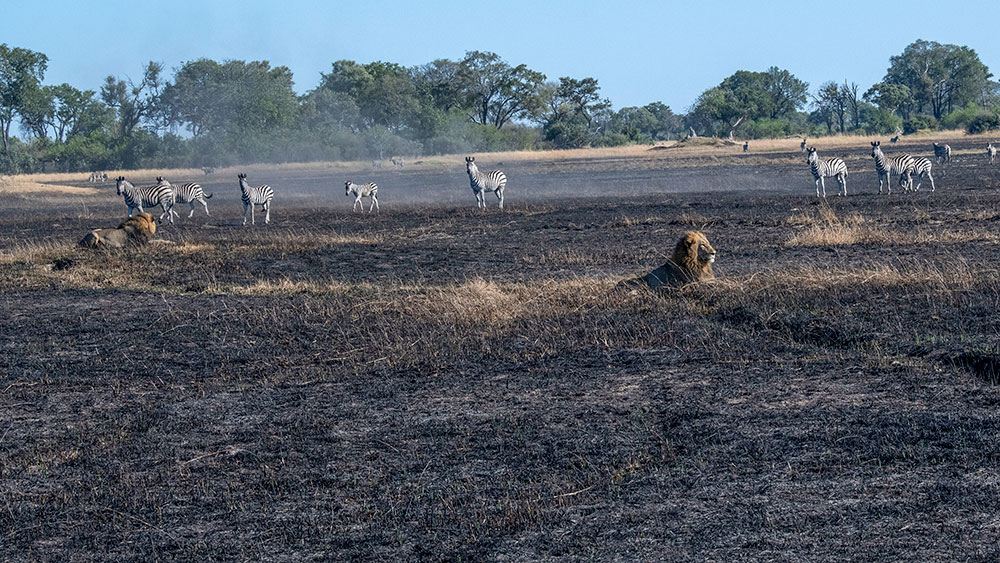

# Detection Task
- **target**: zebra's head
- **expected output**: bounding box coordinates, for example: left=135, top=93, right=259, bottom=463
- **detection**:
left=870, top=141, right=882, bottom=158
left=345, top=181, right=354, bottom=196
left=115, top=176, right=128, bottom=195
left=806, top=146, right=817, bottom=163
left=465, top=156, right=477, bottom=173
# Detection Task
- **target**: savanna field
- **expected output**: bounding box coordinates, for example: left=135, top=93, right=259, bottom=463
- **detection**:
left=4, top=135, right=1000, bottom=560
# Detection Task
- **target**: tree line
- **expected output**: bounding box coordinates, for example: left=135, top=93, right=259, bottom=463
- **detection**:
left=0, top=39, right=997, bottom=174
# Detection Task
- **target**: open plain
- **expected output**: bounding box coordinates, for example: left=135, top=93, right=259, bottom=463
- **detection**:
left=3, top=136, right=1000, bottom=560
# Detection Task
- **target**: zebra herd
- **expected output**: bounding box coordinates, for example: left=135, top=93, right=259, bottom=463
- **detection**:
left=806, top=140, right=999, bottom=197
left=106, top=155, right=508, bottom=227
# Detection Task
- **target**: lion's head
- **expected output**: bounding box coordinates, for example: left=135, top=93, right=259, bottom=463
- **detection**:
left=634, top=231, right=716, bottom=290
left=673, top=231, right=715, bottom=277
left=118, top=212, right=156, bottom=236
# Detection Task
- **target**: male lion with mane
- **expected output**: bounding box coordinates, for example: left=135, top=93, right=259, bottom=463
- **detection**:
left=79, top=212, right=156, bottom=249
left=623, top=231, right=716, bottom=290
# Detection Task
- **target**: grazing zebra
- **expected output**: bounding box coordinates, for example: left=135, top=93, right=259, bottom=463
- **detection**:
left=806, top=147, right=848, bottom=197
left=88, top=171, right=107, bottom=183
left=932, top=142, right=951, bottom=164
left=743, top=141, right=749, bottom=153
left=156, top=177, right=213, bottom=218
left=465, top=156, right=507, bottom=210
left=115, top=177, right=176, bottom=223
left=988, top=143, right=996, bottom=164
left=390, top=156, right=404, bottom=168
left=372, top=160, right=383, bottom=169
left=904, top=156, right=935, bottom=192
left=201, top=166, right=216, bottom=175
left=237, top=173, right=274, bottom=226
left=870, top=141, right=914, bottom=195
left=890, top=135, right=899, bottom=144
left=800, top=137, right=807, bottom=152
left=345, top=181, right=379, bottom=213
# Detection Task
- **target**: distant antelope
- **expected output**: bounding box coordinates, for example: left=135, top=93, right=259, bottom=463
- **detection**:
left=932, top=142, right=951, bottom=164
left=800, top=137, right=807, bottom=152
left=115, top=177, right=176, bottom=223
left=237, top=173, right=274, bottom=226
left=465, top=156, right=507, bottom=210
left=743, top=141, right=749, bottom=153
left=156, top=176, right=213, bottom=218
left=806, top=147, right=848, bottom=197
left=345, top=181, right=379, bottom=213
left=870, top=141, right=914, bottom=195
left=988, top=143, right=996, bottom=164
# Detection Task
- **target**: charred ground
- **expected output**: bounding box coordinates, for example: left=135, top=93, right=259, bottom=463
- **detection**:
left=3, top=140, right=1000, bottom=560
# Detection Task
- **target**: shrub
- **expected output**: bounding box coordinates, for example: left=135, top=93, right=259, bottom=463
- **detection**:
left=903, top=115, right=938, bottom=134
left=967, top=113, right=1000, bottom=134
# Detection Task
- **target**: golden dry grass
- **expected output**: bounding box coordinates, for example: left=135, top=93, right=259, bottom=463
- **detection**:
left=0, top=176, right=100, bottom=196
left=784, top=206, right=1000, bottom=247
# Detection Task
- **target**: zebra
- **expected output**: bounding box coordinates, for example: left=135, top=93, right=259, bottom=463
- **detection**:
left=115, top=176, right=176, bottom=223
left=870, top=141, right=914, bottom=195
left=202, top=166, right=216, bottom=175
left=987, top=143, right=996, bottom=165
left=465, top=156, right=507, bottom=210
left=372, top=160, right=383, bottom=169
left=932, top=142, right=951, bottom=164
left=345, top=181, right=379, bottom=213
left=88, top=171, right=106, bottom=183
left=800, top=137, right=807, bottom=152
left=156, top=177, right=213, bottom=218
left=904, top=156, right=935, bottom=192
left=237, top=173, right=274, bottom=226
left=390, top=157, right=404, bottom=168
left=806, top=147, right=848, bottom=197
left=743, top=141, right=749, bottom=153
left=890, top=135, right=899, bottom=144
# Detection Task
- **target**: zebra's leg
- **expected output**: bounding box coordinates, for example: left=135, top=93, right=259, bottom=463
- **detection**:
left=189, top=201, right=197, bottom=218
left=369, top=196, right=377, bottom=213
left=243, top=203, right=250, bottom=226
left=264, top=202, right=270, bottom=224
left=815, top=177, right=823, bottom=198
left=354, top=197, right=362, bottom=212
left=200, top=198, right=210, bottom=216
left=372, top=194, right=379, bottom=213
left=927, top=172, right=935, bottom=192
left=497, top=188, right=504, bottom=209
left=878, top=173, right=885, bottom=195
left=839, top=174, right=847, bottom=197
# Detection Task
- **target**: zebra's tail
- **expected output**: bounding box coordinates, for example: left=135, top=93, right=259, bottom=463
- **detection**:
left=204, top=193, right=214, bottom=199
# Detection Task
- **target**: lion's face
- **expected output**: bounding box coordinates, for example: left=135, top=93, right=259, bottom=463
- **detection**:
left=684, top=232, right=716, bottom=265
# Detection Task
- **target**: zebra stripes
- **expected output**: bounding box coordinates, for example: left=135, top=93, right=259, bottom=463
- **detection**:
left=157, top=177, right=213, bottom=218
left=933, top=143, right=951, bottom=164
left=800, top=137, right=808, bottom=153
left=345, top=181, right=379, bottom=213
left=806, top=147, right=848, bottom=197
left=870, top=141, right=914, bottom=195
left=905, top=156, right=935, bottom=192
left=115, top=176, right=176, bottom=223
left=988, top=143, right=996, bottom=165
left=465, top=156, right=507, bottom=209
left=238, top=173, right=274, bottom=226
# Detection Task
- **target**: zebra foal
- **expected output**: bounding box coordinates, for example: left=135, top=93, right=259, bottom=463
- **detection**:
left=806, top=147, right=848, bottom=197
left=115, top=176, right=176, bottom=223
left=237, top=173, right=274, bottom=226
left=156, top=177, right=213, bottom=218
left=465, top=156, right=507, bottom=210
left=870, top=141, right=914, bottom=195
left=345, top=181, right=379, bottom=213
left=932, top=142, right=951, bottom=164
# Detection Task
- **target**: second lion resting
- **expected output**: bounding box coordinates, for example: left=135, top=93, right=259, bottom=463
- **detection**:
left=623, top=231, right=716, bottom=290
left=79, top=212, right=157, bottom=249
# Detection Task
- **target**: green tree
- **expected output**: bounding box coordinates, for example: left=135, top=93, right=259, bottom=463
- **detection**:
left=864, top=82, right=914, bottom=120
left=884, top=39, right=992, bottom=119
left=101, top=61, right=164, bottom=138
left=0, top=44, right=48, bottom=151
left=814, top=81, right=849, bottom=133
left=313, top=60, right=417, bottom=130
left=458, top=51, right=546, bottom=128
left=690, top=68, right=806, bottom=139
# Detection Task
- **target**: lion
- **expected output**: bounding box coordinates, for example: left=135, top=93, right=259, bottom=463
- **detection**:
left=79, top=212, right=157, bottom=249
left=623, top=231, right=716, bottom=290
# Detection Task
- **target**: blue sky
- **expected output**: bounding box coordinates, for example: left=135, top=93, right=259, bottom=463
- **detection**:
left=5, top=0, right=997, bottom=112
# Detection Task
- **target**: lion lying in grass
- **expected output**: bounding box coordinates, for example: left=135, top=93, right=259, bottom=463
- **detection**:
left=623, top=231, right=716, bottom=290
left=79, top=212, right=156, bottom=249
